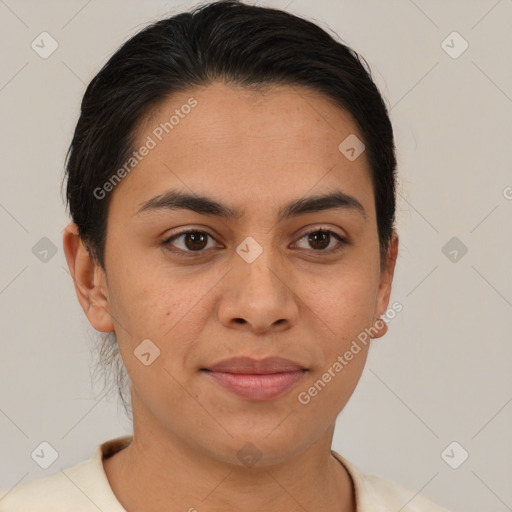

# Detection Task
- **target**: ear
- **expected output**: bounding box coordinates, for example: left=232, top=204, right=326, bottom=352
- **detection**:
left=62, top=222, right=114, bottom=333
left=371, top=230, right=399, bottom=339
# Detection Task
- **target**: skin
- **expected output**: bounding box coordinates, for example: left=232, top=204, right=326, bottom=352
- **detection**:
left=63, top=81, right=398, bottom=512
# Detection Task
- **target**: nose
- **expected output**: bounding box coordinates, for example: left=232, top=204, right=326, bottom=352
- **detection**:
left=217, top=249, right=300, bottom=334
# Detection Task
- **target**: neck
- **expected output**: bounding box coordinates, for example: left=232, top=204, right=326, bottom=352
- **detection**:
left=103, top=411, right=355, bottom=512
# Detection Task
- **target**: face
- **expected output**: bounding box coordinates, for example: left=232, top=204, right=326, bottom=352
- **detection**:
left=70, top=81, right=397, bottom=467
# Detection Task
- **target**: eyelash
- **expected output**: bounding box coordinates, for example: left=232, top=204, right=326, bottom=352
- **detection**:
left=162, top=228, right=347, bottom=257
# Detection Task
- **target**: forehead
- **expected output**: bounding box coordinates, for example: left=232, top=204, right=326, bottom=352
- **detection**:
left=110, top=81, right=374, bottom=221
left=140, top=81, right=363, bottom=154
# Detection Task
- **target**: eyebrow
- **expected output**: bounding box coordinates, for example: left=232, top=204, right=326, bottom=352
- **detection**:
left=135, top=189, right=366, bottom=222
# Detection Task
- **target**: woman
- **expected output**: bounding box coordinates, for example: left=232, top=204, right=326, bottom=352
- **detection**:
left=0, top=1, right=452, bottom=510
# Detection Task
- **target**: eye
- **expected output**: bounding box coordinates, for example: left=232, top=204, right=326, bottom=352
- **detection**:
left=162, top=227, right=347, bottom=258
left=293, top=228, right=347, bottom=254
left=163, top=230, right=219, bottom=256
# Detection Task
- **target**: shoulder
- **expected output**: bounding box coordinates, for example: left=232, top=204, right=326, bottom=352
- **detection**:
left=332, top=451, right=452, bottom=512
left=0, top=459, right=94, bottom=511
left=0, top=436, right=131, bottom=512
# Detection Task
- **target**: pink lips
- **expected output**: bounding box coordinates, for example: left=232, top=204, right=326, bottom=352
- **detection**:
left=201, top=356, right=307, bottom=401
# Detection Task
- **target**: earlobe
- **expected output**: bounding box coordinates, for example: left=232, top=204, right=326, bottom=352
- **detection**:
left=62, top=223, right=114, bottom=333
left=370, top=315, right=389, bottom=339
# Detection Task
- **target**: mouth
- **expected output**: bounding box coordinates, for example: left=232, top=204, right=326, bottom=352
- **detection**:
left=200, top=356, right=308, bottom=401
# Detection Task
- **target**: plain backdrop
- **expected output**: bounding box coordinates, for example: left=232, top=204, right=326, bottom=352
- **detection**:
left=1, top=1, right=511, bottom=511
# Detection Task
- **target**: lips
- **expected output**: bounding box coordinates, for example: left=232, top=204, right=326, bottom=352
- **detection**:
left=203, top=356, right=307, bottom=374
left=201, top=356, right=307, bottom=401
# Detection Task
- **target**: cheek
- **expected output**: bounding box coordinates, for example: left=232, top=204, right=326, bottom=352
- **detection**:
left=296, top=284, right=372, bottom=418
left=297, top=265, right=379, bottom=340
left=292, top=264, right=377, bottom=411
left=107, top=259, right=217, bottom=357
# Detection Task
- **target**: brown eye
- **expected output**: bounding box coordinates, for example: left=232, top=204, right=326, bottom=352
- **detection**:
left=308, top=230, right=330, bottom=250
left=295, top=229, right=346, bottom=253
left=164, top=230, right=216, bottom=254
left=183, top=232, right=209, bottom=251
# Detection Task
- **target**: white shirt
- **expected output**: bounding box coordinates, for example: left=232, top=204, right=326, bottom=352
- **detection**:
left=0, top=435, right=451, bottom=511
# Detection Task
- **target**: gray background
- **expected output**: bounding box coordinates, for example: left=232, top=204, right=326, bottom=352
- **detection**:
left=1, top=1, right=511, bottom=511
